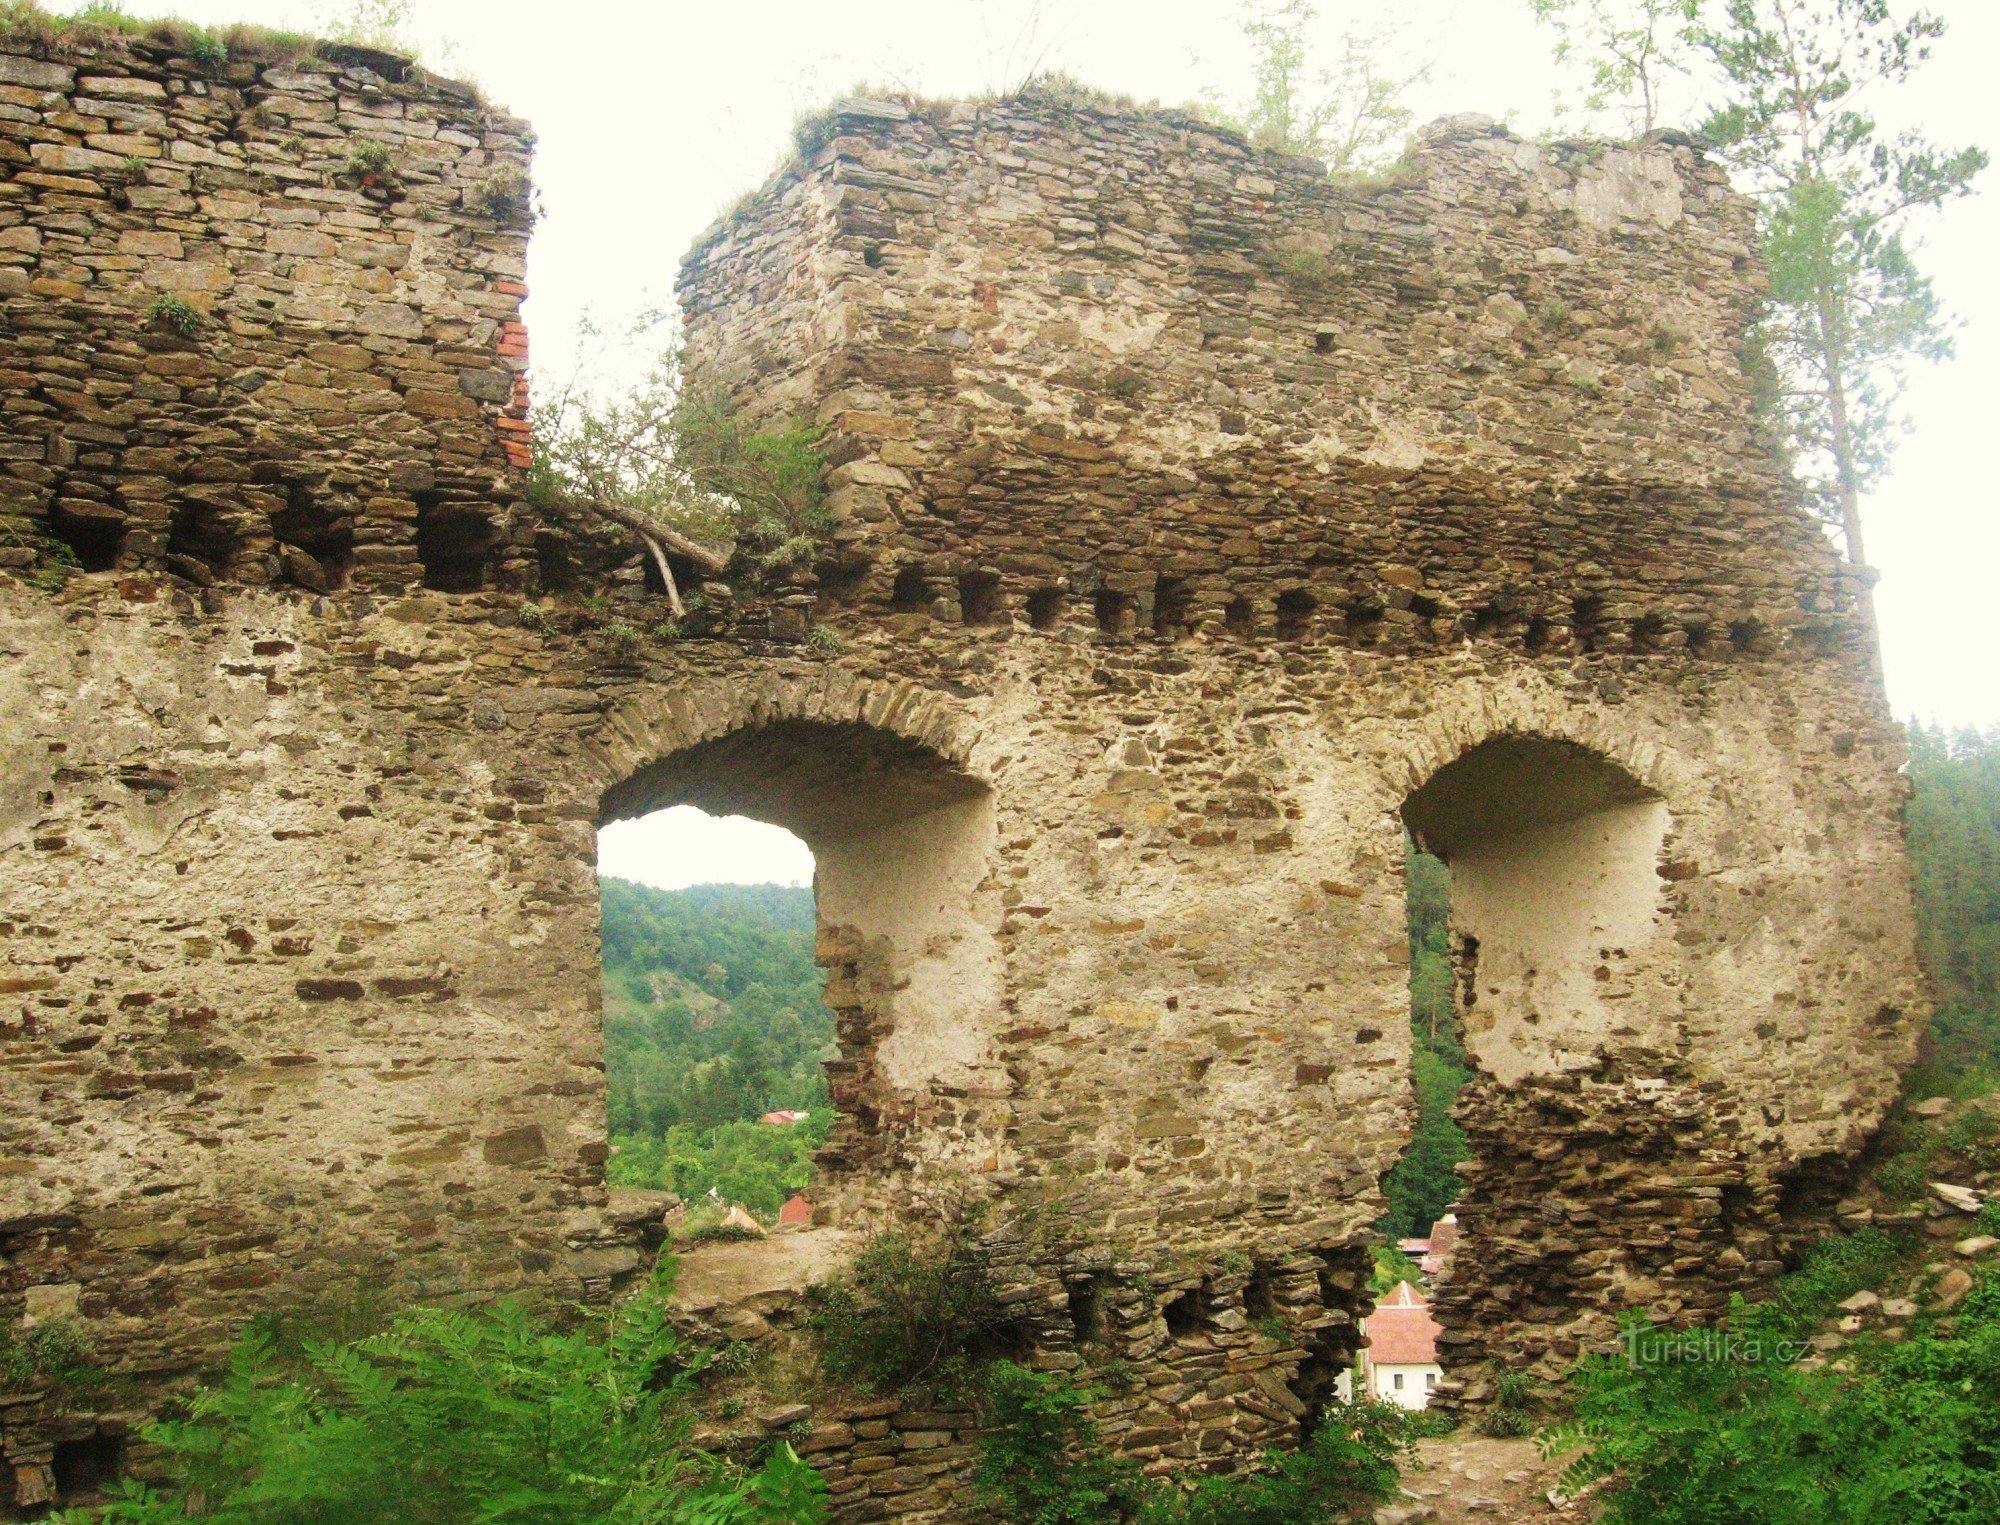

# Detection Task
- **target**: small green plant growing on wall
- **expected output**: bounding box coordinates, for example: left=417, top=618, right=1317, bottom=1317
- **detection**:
left=345, top=138, right=394, bottom=181
left=472, top=163, right=530, bottom=218
left=806, top=624, right=842, bottom=656
left=146, top=294, right=202, bottom=337
left=182, top=25, right=227, bottom=74
left=0, top=1318, right=107, bottom=1404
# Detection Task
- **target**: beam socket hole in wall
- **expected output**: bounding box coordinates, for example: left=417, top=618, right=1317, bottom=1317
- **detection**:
left=1244, top=1260, right=1276, bottom=1320
left=1728, top=617, right=1764, bottom=653
left=1313, top=329, right=1336, bottom=354
left=1153, top=576, right=1193, bottom=641
left=165, top=499, right=235, bottom=584
left=1630, top=612, right=1669, bottom=652
left=1524, top=614, right=1553, bottom=654
left=414, top=493, right=495, bottom=593
left=48, top=502, right=125, bottom=573
left=1068, top=1274, right=1109, bottom=1346
left=1570, top=594, right=1604, bottom=653
left=812, top=560, right=867, bottom=612
left=958, top=570, right=1002, bottom=625
left=1094, top=589, right=1135, bottom=637
left=53, top=1431, right=124, bottom=1499
left=1468, top=605, right=1506, bottom=640
left=270, top=482, right=353, bottom=592
left=861, top=245, right=884, bottom=268
left=1162, top=1280, right=1207, bottom=1340
left=1344, top=601, right=1384, bottom=648
left=1274, top=587, right=1316, bottom=642
left=890, top=566, right=929, bottom=612
left=1026, top=586, right=1064, bottom=631
left=641, top=546, right=704, bottom=601
left=1223, top=595, right=1254, bottom=639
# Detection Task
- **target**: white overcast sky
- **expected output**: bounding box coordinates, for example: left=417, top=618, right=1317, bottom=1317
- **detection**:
left=140, top=0, right=1999, bottom=885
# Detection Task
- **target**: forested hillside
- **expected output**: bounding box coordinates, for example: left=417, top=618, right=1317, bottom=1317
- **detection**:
left=599, top=879, right=833, bottom=1216
left=1378, top=849, right=1471, bottom=1240
left=1907, top=724, right=2000, bottom=1074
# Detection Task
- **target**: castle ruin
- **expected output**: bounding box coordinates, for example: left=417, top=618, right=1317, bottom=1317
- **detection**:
left=0, top=28, right=1925, bottom=1519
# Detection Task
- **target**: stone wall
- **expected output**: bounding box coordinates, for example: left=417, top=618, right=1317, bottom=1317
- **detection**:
left=0, top=55, right=1927, bottom=1522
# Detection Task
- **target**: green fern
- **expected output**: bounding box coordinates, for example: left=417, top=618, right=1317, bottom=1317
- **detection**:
left=57, top=1264, right=827, bottom=1523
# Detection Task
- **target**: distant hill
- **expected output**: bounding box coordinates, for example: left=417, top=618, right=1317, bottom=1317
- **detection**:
left=600, top=879, right=833, bottom=1214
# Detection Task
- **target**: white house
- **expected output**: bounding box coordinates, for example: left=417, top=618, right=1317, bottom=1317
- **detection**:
left=1359, top=1280, right=1444, bottom=1410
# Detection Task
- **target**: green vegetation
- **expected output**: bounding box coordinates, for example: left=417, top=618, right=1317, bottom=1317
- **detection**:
left=600, top=880, right=833, bottom=1219
left=344, top=138, right=394, bottom=180
left=1535, top=1228, right=2000, bottom=1522
left=53, top=1267, right=827, bottom=1524
left=617, top=1116, right=828, bottom=1224
left=1377, top=848, right=1470, bottom=1242
left=974, top=1363, right=1152, bottom=1523
left=807, top=1200, right=1011, bottom=1393
left=528, top=325, right=829, bottom=589
left=973, top=1362, right=1420, bottom=1524
left=1908, top=724, right=2000, bottom=1075
left=1525, top=0, right=1986, bottom=565
left=0, top=1, right=314, bottom=67
left=145, top=294, right=201, bottom=337
left=1202, top=2, right=1427, bottom=176
left=0, top=1318, right=108, bottom=1403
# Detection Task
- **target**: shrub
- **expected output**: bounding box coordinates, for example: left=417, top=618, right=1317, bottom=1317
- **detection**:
left=975, top=1363, right=1151, bottom=1525
left=473, top=163, right=531, bottom=218
left=807, top=1196, right=1011, bottom=1392
left=1475, top=1369, right=1539, bottom=1438
left=55, top=1268, right=827, bottom=1524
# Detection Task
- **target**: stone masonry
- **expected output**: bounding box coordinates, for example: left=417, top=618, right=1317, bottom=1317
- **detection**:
left=0, top=34, right=1926, bottom=1521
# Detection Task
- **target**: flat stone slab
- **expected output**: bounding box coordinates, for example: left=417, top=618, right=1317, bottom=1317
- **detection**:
left=669, top=1226, right=855, bottom=1311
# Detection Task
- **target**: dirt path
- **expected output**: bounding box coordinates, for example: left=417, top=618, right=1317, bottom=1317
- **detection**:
left=1376, top=1432, right=1594, bottom=1523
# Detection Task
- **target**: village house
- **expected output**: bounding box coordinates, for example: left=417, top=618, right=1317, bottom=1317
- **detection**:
left=1360, top=1282, right=1445, bottom=1410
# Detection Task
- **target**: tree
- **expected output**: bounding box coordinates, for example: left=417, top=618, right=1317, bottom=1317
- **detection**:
left=1529, top=0, right=1703, bottom=135
left=1209, top=2, right=1430, bottom=174
left=529, top=318, right=827, bottom=614
left=1693, top=0, right=1985, bottom=565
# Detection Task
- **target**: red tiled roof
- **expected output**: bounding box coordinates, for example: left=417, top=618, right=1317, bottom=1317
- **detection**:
left=1364, top=1281, right=1441, bottom=1366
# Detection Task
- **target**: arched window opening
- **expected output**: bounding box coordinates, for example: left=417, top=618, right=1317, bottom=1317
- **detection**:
left=597, top=720, right=1000, bottom=1247
left=595, top=807, right=828, bottom=1234
left=1401, top=736, right=1667, bottom=1086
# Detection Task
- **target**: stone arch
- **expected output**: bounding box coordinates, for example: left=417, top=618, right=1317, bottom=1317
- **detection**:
left=584, top=675, right=1005, bottom=1189
left=1402, top=733, right=1671, bottom=1084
